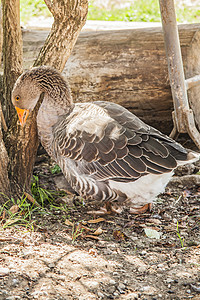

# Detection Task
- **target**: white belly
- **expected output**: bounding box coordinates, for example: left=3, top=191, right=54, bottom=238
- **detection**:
left=109, top=172, right=174, bottom=207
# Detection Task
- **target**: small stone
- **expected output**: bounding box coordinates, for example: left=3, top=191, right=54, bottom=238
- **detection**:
left=104, top=248, right=113, bottom=255
left=6, top=297, right=21, bottom=300
left=11, top=279, right=19, bottom=286
left=0, top=290, right=8, bottom=295
left=163, top=213, right=171, bottom=221
left=109, top=279, right=116, bottom=285
left=138, top=266, right=147, bottom=273
left=97, top=292, right=104, bottom=298
left=140, top=286, right=157, bottom=295
left=118, top=283, right=126, bottom=290
left=0, top=268, right=10, bottom=276
left=113, top=272, right=119, bottom=276
left=48, top=263, right=55, bottom=268
left=186, top=289, right=191, bottom=294
left=85, top=280, right=99, bottom=290
left=166, top=278, right=174, bottom=283
left=152, top=214, right=162, bottom=219
left=107, top=286, right=115, bottom=294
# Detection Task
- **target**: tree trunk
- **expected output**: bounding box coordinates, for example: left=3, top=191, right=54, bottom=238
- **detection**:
left=5, top=0, right=88, bottom=195
left=0, top=0, right=88, bottom=202
left=2, top=0, right=23, bottom=125
left=0, top=102, right=10, bottom=202
left=0, top=4, right=2, bottom=57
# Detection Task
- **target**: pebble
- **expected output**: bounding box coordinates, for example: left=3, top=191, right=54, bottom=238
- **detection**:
left=139, top=286, right=157, bottom=295
left=163, top=213, right=171, bottom=221
left=109, top=279, right=116, bottom=285
left=48, top=263, right=55, bottom=268
left=118, top=283, right=126, bottom=290
left=0, top=268, right=10, bottom=276
left=152, top=214, right=162, bottom=219
left=11, top=279, right=19, bottom=287
left=107, top=286, right=116, bottom=294
left=140, top=250, right=147, bottom=256
left=138, top=266, right=147, bottom=273
left=104, top=248, right=113, bottom=255
left=97, top=292, right=105, bottom=298
left=6, top=297, right=21, bottom=300
left=85, top=280, right=99, bottom=290
left=166, top=278, right=174, bottom=283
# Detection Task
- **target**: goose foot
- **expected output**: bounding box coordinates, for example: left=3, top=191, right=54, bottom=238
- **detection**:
left=87, top=202, right=123, bottom=215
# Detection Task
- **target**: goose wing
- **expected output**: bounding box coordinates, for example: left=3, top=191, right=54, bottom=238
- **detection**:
left=52, top=102, right=187, bottom=182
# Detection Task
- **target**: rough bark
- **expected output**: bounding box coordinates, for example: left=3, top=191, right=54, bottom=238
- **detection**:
left=185, top=30, right=200, bottom=131
left=6, top=0, right=88, bottom=192
left=34, top=0, right=88, bottom=70
left=0, top=4, right=2, bottom=57
left=21, top=24, right=200, bottom=135
left=2, top=0, right=23, bottom=124
left=7, top=94, right=44, bottom=191
left=0, top=102, right=10, bottom=202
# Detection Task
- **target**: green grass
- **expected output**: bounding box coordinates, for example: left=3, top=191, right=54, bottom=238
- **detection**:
left=176, top=221, right=185, bottom=248
left=0, top=175, right=69, bottom=230
left=0, top=193, right=41, bottom=230
left=88, top=0, right=161, bottom=22
left=20, top=0, right=200, bottom=24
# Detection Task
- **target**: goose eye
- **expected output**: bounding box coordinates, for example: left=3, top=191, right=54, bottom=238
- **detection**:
left=15, top=96, right=20, bottom=101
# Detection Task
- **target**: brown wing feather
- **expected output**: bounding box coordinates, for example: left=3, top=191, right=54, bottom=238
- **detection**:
left=52, top=101, right=188, bottom=183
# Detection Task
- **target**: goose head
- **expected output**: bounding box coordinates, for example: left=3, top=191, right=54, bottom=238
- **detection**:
left=12, top=66, right=73, bottom=126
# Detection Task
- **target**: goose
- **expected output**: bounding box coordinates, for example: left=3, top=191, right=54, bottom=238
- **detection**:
left=12, top=66, right=199, bottom=213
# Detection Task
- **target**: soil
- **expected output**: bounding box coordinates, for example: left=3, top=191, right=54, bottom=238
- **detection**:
left=0, top=145, right=200, bottom=300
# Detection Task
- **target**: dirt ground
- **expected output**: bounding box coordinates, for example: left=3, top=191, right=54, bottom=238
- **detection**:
left=0, top=144, right=200, bottom=300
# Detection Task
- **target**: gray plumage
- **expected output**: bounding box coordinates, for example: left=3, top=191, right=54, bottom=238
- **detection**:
left=12, top=66, right=199, bottom=211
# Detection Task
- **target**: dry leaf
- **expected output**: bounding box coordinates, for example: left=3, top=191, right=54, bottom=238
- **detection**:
left=84, top=235, right=100, bottom=240
left=88, top=248, right=97, bottom=256
left=2, top=209, right=6, bottom=220
left=24, top=192, right=41, bottom=207
left=87, top=218, right=105, bottom=224
left=144, top=228, right=162, bottom=239
left=81, top=225, right=93, bottom=232
left=93, top=227, right=103, bottom=235
left=113, top=230, right=127, bottom=241
left=65, top=219, right=74, bottom=226
left=146, top=218, right=162, bottom=225
left=10, top=205, right=19, bottom=214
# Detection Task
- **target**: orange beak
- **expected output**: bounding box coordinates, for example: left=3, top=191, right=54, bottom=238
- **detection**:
left=15, top=106, right=30, bottom=126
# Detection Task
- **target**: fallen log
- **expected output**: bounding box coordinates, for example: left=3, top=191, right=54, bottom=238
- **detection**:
left=21, top=24, right=200, bottom=134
